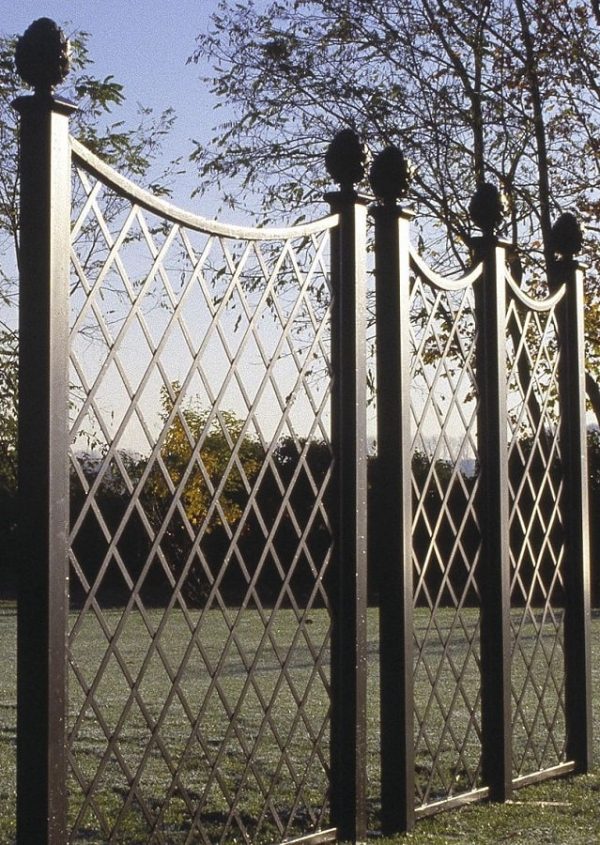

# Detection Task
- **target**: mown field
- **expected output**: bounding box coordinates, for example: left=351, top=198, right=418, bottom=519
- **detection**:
left=1, top=603, right=599, bottom=844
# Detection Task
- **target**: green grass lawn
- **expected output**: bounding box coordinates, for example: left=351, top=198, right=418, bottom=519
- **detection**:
left=1, top=603, right=599, bottom=844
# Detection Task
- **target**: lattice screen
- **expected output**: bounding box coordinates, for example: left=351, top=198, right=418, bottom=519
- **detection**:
left=67, top=149, right=336, bottom=844
left=409, top=257, right=483, bottom=807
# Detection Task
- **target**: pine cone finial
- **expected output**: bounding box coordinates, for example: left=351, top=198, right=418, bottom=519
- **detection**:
left=550, top=212, right=583, bottom=258
left=469, top=182, right=504, bottom=236
left=369, top=145, right=411, bottom=205
left=325, top=129, right=367, bottom=191
left=15, top=18, right=71, bottom=94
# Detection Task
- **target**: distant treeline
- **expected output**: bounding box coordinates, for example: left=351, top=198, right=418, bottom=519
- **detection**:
left=2, top=431, right=600, bottom=607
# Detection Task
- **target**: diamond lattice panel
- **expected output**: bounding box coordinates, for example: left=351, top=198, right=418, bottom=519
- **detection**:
left=409, top=270, right=482, bottom=807
left=67, top=165, right=334, bottom=844
left=506, top=289, right=566, bottom=779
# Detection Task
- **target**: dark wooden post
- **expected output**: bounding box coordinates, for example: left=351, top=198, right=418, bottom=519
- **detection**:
left=370, top=147, right=415, bottom=833
left=470, top=184, right=513, bottom=802
left=325, top=130, right=368, bottom=843
left=550, top=214, right=593, bottom=771
left=13, top=19, right=75, bottom=844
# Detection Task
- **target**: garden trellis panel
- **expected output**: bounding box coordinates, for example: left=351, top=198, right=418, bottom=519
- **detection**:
left=65, top=139, right=338, bottom=845
left=13, top=18, right=592, bottom=845
left=408, top=254, right=484, bottom=809
left=372, top=199, right=592, bottom=832
left=505, top=272, right=568, bottom=780
left=15, top=39, right=367, bottom=843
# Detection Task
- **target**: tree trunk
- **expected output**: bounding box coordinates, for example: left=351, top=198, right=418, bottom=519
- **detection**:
left=586, top=371, right=600, bottom=431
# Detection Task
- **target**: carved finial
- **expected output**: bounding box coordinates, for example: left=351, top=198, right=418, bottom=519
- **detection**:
left=369, top=145, right=410, bottom=205
left=325, top=129, right=367, bottom=191
left=15, top=18, right=70, bottom=94
left=550, top=212, right=583, bottom=258
left=469, top=182, right=504, bottom=236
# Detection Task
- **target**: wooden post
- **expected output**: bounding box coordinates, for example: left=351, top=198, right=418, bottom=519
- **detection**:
left=13, top=19, right=75, bottom=844
left=326, top=130, right=369, bottom=844
left=372, top=197, right=415, bottom=833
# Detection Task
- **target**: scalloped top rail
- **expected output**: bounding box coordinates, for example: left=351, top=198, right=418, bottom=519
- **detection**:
left=411, top=242, right=566, bottom=310
left=70, top=137, right=339, bottom=241
left=505, top=265, right=565, bottom=311
left=410, top=245, right=483, bottom=290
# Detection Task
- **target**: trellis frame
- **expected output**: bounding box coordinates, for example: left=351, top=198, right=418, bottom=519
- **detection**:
left=12, top=18, right=593, bottom=845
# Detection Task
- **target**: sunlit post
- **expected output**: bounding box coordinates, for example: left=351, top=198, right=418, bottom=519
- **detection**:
left=370, top=147, right=415, bottom=833
left=470, top=184, right=512, bottom=802
left=549, top=214, right=593, bottom=772
left=13, top=19, right=75, bottom=844
left=325, top=130, right=368, bottom=843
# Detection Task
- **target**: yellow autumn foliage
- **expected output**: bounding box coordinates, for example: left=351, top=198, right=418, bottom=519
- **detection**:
left=148, top=383, right=263, bottom=530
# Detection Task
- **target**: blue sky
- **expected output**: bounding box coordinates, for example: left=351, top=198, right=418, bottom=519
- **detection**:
left=4, top=0, right=230, bottom=211
left=4, top=2, right=340, bottom=450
